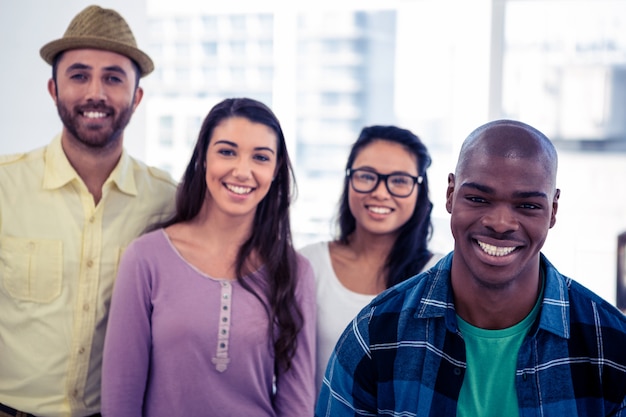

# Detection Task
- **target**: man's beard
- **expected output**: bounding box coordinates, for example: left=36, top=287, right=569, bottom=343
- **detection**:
left=56, top=98, right=134, bottom=150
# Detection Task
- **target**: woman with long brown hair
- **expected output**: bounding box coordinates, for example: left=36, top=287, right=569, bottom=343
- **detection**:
left=102, top=98, right=316, bottom=416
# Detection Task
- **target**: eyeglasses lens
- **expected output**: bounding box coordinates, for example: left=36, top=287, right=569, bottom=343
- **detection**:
left=350, top=170, right=414, bottom=197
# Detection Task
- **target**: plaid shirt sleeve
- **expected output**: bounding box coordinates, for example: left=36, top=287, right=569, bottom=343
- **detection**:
left=316, top=311, right=378, bottom=417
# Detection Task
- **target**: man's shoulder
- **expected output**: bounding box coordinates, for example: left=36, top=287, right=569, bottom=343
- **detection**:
left=541, top=262, right=626, bottom=345
left=359, top=254, right=454, bottom=328
left=0, top=147, right=45, bottom=168
left=128, top=156, right=177, bottom=189
left=371, top=267, right=448, bottom=314
left=541, top=255, right=625, bottom=324
left=146, top=165, right=177, bottom=186
left=567, top=277, right=626, bottom=328
left=0, top=152, right=27, bottom=165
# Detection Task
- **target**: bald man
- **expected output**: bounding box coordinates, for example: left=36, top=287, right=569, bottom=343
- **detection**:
left=315, top=120, right=626, bottom=417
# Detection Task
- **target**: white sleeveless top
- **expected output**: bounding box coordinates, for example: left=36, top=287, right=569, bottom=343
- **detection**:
left=298, top=241, right=442, bottom=393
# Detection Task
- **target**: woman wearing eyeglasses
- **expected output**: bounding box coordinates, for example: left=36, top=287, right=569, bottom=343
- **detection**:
left=299, top=125, right=441, bottom=394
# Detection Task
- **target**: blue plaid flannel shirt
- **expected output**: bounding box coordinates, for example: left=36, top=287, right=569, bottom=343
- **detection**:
left=316, top=252, right=626, bottom=417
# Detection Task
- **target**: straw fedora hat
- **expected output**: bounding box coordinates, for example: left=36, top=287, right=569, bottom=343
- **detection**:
left=40, top=5, right=154, bottom=77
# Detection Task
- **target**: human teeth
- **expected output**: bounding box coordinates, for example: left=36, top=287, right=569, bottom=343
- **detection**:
left=226, top=184, right=252, bottom=195
left=84, top=111, right=106, bottom=118
left=477, top=241, right=516, bottom=257
left=369, top=206, right=391, bottom=214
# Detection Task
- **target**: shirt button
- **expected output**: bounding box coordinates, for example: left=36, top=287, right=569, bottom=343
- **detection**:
left=454, top=368, right=462, bottom=376
left=78, top=347, right=85, bottom=354
left=83, top=304, right=90, bottom=312
left=86, top=260, right=94, bottom=268
left=89, top=216, right=95, bottom=223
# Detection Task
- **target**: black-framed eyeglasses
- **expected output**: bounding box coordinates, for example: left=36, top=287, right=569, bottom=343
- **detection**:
left=346, top=168, right=423, bottom=198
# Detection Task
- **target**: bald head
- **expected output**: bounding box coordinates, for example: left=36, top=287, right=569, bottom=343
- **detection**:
left=456, top=120, right=558, bottom=186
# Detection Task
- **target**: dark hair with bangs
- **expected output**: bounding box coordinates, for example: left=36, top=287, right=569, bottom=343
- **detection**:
left=161, top=97, right=302, bottom=374
left=337, top=125, right=434, bottom=288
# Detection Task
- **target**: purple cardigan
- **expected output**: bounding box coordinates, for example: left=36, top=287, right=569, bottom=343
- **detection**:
left=101, top=229, right=316, bottom=416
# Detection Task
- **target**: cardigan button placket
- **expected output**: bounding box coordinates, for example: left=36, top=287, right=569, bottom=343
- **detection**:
left=212, top=280, right=232, bottom=372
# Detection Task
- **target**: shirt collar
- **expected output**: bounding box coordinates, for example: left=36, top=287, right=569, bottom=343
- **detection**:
left=413, top=252, right=570, bottom=338
left=413, top=252, right=459, bottom=333
left=535, top=253, right=570, bottom=339
left=43, top=135, right=138, bottom=196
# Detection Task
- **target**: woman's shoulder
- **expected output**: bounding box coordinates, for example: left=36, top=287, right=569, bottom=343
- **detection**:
left=294, top=250, right=315, bottom=277
left=297, top=241, right=336, bottom=281
left=297, top=241, right=332, bottom=270
left=290, top=250, right=317, bottom=297
left=130, top=228, right=167, bottom=246
left=298, top=240, right=329, bottom=260
left=124, top=228, right=171, bottom=260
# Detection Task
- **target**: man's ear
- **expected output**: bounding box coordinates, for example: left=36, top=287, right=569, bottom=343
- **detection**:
left=131, top=86, right=144, bottom=112
left=47, top=78, right=58, bottom=105
left=445, top=173, right=455, bottom=214
left=549, top=188, right=560, bottom=229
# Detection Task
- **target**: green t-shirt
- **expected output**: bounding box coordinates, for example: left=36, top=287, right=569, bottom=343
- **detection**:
left=456, top=280, right=544, bottom=417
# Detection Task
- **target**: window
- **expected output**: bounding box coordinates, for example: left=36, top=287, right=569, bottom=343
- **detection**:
left=175, top=42, right=190, bottom=58
left=230, top=66, right=246, bottom=83
left=321, top=92, right=341, bottom=106
left=202, top=15, right=218, bottom=32
left=256, top=66, right=273, bottom=82
left=203, top=66, right=217, bottom=83
left=258, top=14, right=273, bottom=31
left=230, top=40, right=246, bottom=57
left=202, top=42, right=218, bottom=57
left=158, top=116, right=174, bottom=147
left=175, top=68, right=191, bottom=82
left=149, top=19, right=164, bottom=37
left=175, top=17, right=190, bottom=34
left=258, top=40, right=273, bottom=55
left=231, top=15, right=246, bottom=31
left=500, top=0, right=626, bottom=144
left=186, top=116, right=203, bottom=146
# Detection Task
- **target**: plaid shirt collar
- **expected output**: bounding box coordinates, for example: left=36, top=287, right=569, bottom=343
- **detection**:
left=410, top=252, right=570, bottom=338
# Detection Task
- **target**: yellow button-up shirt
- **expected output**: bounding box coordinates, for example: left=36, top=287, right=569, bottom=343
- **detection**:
left=0, top=135, right=176, bottom=417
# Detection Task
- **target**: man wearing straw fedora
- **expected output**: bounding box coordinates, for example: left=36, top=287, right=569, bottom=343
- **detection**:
left=0, top=5, right=176, bottom=417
